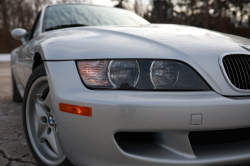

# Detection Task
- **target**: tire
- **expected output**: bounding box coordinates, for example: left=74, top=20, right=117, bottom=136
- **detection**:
left=12, top=72, right=22, bottom=102
left=23, top=64, right=74, bottom=166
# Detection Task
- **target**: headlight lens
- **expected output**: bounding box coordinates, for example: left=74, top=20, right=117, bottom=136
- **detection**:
left=108, top=60, right=140, bottom=88
left=77, top=60, right=210, bottom=90
left=150, top=61, right=179, bottom=87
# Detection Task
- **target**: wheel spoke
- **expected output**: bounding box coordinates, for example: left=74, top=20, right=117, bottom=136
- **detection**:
left=40, top=128, right=62, bottom=158
left=50, top=130, right=63, bottom=158
left=35, top=100, right=47, bottom=117
left=37, top=92, right=52, bottom=110
left=35, top=102, right=47, bottom=137
left=44, top=92, right=52, bottom=110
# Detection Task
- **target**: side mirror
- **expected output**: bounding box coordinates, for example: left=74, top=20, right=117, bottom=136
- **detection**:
left=11, top=28, right=28, bottom=45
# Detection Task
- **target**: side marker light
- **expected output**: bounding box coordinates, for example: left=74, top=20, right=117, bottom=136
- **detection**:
left=59, top=103, right=92, bottom=117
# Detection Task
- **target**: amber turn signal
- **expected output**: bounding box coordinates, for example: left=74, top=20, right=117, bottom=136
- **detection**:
left=59, top=103, right=92, bottom=117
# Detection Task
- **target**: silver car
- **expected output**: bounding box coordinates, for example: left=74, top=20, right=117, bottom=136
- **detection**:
left=11, top=3, right=250, bottom=166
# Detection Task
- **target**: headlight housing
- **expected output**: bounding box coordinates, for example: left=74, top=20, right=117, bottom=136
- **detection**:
left=76, top=60, right=210, bottom=90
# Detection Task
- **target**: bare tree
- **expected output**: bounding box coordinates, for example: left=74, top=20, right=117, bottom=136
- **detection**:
left=204, top=0, right=209, bottom=28
left=134, top=0, right=143, bottom=16
left=0, top=0, right=52, bottom=53
left=111, top=0, right=129, bottom=9
left=56, top=0, right=92, bottom=3
left=145, top=0, right=250, bottom=39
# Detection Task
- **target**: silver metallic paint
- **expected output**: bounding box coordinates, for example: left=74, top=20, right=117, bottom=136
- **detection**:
left=11, top=47, right=25, bottom=97
left=239, top=43, right=250, bottom=51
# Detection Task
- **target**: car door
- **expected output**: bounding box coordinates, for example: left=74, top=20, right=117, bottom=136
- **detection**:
left=17, top=12, right=41, bottom=88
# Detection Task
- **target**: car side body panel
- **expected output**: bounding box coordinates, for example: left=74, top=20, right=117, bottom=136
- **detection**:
left=11, top=46, right=25, bottom=97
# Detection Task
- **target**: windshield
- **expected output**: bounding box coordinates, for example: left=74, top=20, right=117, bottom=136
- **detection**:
left=44, top=4, right=149, bottom=31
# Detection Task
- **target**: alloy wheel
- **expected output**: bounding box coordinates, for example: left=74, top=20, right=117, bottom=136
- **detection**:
left=26, top=76, right=66, bottom=165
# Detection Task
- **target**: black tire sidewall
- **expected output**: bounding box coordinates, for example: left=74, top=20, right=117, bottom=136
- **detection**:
left=12, top=72, right=22, bottom=102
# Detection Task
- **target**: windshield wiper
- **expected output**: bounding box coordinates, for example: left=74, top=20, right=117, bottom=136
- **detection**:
left=45, top=24, right=88, bottom=31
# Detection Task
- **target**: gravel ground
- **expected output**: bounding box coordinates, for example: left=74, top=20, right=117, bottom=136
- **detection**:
left=0, top=60, right=250, bottom=166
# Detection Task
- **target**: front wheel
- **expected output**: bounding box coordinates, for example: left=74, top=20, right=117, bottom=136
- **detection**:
left=23, top=64, right=73, bottom=166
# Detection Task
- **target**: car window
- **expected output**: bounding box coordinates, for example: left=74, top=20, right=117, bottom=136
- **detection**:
left=29, top=13, right=41, bottom=40
left=44, top=4, right=149, bottom=31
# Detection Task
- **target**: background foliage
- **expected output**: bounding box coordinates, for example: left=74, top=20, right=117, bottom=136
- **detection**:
left=0, top=0, right=250, bottom=53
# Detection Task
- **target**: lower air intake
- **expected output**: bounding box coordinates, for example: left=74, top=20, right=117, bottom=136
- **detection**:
left=189, top=127, right=250, bottom=146
left=114, top=132, right=154, bottom=144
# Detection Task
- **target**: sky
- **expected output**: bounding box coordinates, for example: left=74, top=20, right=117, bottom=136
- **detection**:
left=52, top=0, right=151, bottom=9
left=52, top=0, right=115, bottom=6
left=87, top=0, right=150, bottom=7
left=91, top=0, right=114, bottom=6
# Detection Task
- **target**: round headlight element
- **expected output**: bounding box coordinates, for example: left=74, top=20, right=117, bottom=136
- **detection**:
left=150, top=61, right=179, bottom=88
left=108, top=60, right=140, bottom=88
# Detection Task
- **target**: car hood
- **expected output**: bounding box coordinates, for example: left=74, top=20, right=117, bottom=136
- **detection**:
left=37, top=24, right=250, bottom=96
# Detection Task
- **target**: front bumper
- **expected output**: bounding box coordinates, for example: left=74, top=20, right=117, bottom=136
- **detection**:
left=45, top=61, right=250, bottom=166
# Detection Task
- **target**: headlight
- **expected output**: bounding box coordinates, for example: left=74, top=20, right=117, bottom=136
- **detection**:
left=76, top=60, right=210, bottom=90
left=150, top=61, right=179, bottom=87
left=108, top=60, right=140, bottom=88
